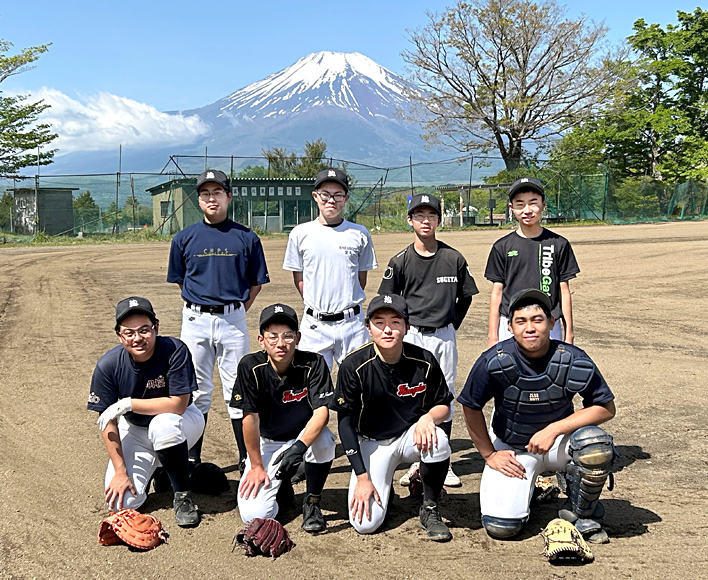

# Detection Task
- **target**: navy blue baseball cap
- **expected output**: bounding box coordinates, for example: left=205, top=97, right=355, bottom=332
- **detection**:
left=259, top=303, right=299, bottom=334
left=506, top=288, right=552, bottom=318
left=408, top=193, right=441, bottom=217
left=314, top=167, right=349, bottom=193
left=196, top=169, right=231, bottom=193
left=366, top=294, right=409, bottom=322
left=508, top=177, right=545, bottom=201
left=115, top=296, right=157, bottom=326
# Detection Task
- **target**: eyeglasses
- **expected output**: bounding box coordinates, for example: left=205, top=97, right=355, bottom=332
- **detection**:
left=263, top=331, right=297, bottom=345
left=410, top=212, right=439, bottom=222
left=118, top=325, right=155, bottom=339
left=198, top=190, right=227, bottom=199
left=316, top=191, right=346, bottom=202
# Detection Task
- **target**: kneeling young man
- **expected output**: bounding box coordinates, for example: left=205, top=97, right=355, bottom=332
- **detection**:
left=458, top=289, right=616, bottom=542
left=332, top=294, right=453, bottom=540
left=232, top=304, right=335, bottom=533
left=88, top=297, right=205, bottom=527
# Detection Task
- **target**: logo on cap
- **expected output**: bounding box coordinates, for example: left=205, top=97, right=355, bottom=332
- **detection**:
left=520, top=178, right=529, bottom=183
left=129, top=299, right=139, bottom=307
left=384, top=295, right=392, bottom=304
left=421, top=195, right=430, bottom=203
left=206, top=171, right=215, bottom=179
left=328, top=170, right=336, bottom=177
left=274, top=306, right=283, bottom=313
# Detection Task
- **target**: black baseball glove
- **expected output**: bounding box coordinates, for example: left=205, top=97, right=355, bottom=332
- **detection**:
left=273, top=440, right=307, bottom=481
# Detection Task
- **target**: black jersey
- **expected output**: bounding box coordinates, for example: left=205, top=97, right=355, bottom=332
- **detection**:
left=331, top=343, right=453, bottom=440
left=87, top=337, right=197, bottom=427
left=230, top=349, right=333, bottom=441
left=484, top=229, right=579, bottom=320
left=378, top=242, right=479, bottom=328
left=457, top=339, right=614, bottom=444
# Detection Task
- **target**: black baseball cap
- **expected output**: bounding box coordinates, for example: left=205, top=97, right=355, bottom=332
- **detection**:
left=366, top=294, right=409, bottom=322
left=314, top=167, right=349, bottom=193
left=115, top=296, right=157, bottom=326
left=196, top=169, right=230, bottom=194
left=408, top=193, right=442, bottom=217
left=508, top=177, right=545, bottom=201
left=259, top=303, right=299, bottom=334
left=506, top=288, right=552, bottom=318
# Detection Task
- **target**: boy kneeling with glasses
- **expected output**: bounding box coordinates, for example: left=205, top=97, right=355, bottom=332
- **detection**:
left=231, top=304, right=335, bottom=533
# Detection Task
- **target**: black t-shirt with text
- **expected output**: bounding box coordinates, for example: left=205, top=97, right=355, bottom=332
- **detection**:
left=87, top=336, right=197, bottom=427
left=484, top=229, right=579, bottom=319
left=331, top=342, right=453, bottom=440
left=378, top=242, right=479, bottom=328
left=230, top=349, right=333, bottom=441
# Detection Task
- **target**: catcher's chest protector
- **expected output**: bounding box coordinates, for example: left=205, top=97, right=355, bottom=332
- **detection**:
left=487, top=344, right=595, bottom=448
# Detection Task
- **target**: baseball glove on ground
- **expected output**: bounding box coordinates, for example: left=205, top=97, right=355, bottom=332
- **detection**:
left=190, top=462, right=230, bottom=495
left=407, top=466, right=423, bottom=498
left=540, top=518, right=594, bottom=563
left=533, top=475, right=561, bottom=503
left=98, top=509, right=166, bottom=551
left=232, top=517, right=295, bottom=558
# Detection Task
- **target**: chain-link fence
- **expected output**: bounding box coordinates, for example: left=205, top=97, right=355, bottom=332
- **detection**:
left=1, top=154, right=705, bottom=237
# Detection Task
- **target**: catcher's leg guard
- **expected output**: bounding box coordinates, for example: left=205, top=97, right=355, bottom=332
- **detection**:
left=559, top=426, right=615, bottom=539
left=481, top=515, right=526, bottom=539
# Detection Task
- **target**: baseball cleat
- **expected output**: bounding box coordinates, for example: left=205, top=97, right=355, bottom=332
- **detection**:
left=444, top=465, right=462, bottom=487
left=400, top=462, right=420, bottom=486
left=419, top=500, right=452, bottom=542
left=301, top=493, right=326, bottom=533
left=174, top=490, right=200, bottom=527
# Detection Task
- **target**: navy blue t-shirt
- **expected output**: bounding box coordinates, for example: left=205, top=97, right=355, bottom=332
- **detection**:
left=167, top=219, right=270, bottom=305
left=457, top=339, right=614, bottom=437
left=87, top=336, right=198, bottom=427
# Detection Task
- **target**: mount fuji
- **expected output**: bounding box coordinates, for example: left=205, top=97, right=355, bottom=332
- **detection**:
left=49, top=52, right=436, bottom=174
left=176, top=51, right=429, bottom=164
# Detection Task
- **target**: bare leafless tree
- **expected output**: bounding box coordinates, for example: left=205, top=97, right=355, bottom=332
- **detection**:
left=402, top=0, right=629, bottom=170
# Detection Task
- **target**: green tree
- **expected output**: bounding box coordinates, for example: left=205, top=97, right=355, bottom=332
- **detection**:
left=73, top=190, right=100, bottom=231
left=0, top=39, right=57, bottom=174
left=402, top=0, right=629, bottom=170
left=0, top=190, right=13, bottom=231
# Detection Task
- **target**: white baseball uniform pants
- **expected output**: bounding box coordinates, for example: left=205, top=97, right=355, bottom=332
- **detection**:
left=405, top=323, right=457, bottom=420
left=237, top=427, right=336, bottom=523
left=498, top=316, right=563, bottom=342
left=180, top=303, right=249, bottom=420
left=480, top=429, right=571, bottom=521
left=347, top=423, right=451, bottom=534
left=298, top=309, right=369, bottom=370
left=104, top=404, right=205, bottom=511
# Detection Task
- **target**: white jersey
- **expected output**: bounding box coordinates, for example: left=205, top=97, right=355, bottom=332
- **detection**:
left=283, top=219, right=377, bottom=313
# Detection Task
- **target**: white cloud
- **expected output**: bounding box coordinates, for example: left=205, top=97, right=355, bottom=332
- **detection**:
left=16, top=88, right=210, bottom=154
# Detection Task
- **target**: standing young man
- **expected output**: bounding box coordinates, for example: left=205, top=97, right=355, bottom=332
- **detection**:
left=88, top=297, right=205, bottom=527
left=332, top=294, right=454, bottom=541
left=167, top=169, right=270, bottom=470
left=458, top=289, right=616, bottom=542
left=379, top=193, right=478, bottom=488
left=232, top=304, right=335, bottom=533
left=283, top=167, right=377, bottom=369
left=485, top=177, right=580, bottom=348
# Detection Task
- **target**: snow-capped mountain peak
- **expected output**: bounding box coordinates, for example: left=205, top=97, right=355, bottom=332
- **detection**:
left=217, top=51, right=411, bottom=120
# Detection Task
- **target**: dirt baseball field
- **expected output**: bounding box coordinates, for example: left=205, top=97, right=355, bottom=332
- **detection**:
left=0, top=220, right=706, bottom=579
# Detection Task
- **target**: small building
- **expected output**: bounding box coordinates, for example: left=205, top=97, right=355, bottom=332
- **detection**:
left=11, top=187, right=77, bottom=235
left=148, top=177, right=317, bottom=234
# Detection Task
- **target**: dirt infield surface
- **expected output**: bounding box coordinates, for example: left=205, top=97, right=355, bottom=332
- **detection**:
left=1, top=221, right=707, bottom=579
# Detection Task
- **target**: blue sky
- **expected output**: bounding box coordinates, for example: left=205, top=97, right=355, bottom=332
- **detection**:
left=0, top=1, right=700, bottom=154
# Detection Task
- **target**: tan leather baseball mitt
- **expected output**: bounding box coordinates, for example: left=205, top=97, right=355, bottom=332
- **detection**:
left=540, top=518, right=594, bottom=563
left=98, top=509, right=166, bottom=550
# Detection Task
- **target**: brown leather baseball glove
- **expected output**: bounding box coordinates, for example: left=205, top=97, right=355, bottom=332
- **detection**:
left=98, top=509, right=166, bottom=551
left=232, top=517, right=295, bottom=558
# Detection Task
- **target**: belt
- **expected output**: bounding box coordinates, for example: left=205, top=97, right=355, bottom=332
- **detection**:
left=185, top=301, right=241, bottom=314
left=415, top=325, right=438, bottom=335
left=306, top=304, right=360, bottom=322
